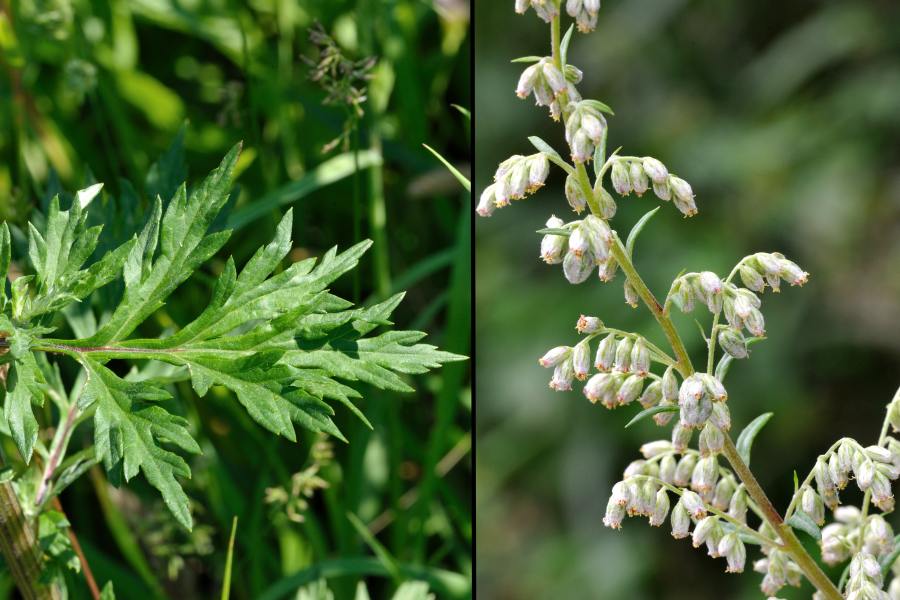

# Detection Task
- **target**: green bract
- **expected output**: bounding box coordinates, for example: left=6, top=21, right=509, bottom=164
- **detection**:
left=0, top=141, right=464, bottom=530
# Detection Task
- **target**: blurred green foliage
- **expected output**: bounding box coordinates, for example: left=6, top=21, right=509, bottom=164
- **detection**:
left=0, top=0, right=470, bottom=598
left=476, top=1, right=900, bottom=598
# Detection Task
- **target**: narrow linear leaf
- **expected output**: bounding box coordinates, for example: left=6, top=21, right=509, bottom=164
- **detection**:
left=625, top=207, right=660, bottom=257
left=510, top=55, right=543, bottom=63
left=625, top=405, right=679, bottom=429
left=422, top=144, right=470, bottom=192
left=451, top=104, right=470, bottom=120
left=560, top=25, right=574, bottom=66
left=527, top=136, right=572, bottom=174
left=221, top=517, right=238, bottom=600
left=735, top=412, right=774, bottom=466
left=879, top=534, right=900, bottom=577
left=535, top=227, right=571, bottom=236
left=787, top=510, right=822, bottom=541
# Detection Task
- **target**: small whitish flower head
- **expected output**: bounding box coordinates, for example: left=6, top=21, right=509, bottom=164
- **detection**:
left=563, top=249, right=594, bottom=284
left=673, top=453, right=697, bottom=486
left=610, top=480, right=630, bottom=506
left=527, top=154, right=550, bottom=191
left=671, top=423, right=693, bottom=454
left=777, top=257, right=809, bottom=287
left=669, top=276, right=696, bottom=313
left=636, top=480, right=658, bottom=516
left=865, top=445, right=893, bottom=464
left=699, top=423, right=725, bottom=456
left=594, top=333, right=617, bottom=371
left=628, top=161, right=649, bottom=196
left=659, top=454, right=677, bottom=484
left=614, top=337, right=633, bottom=373
left=848, top=552, right=883, bottom=587
left=565, top=173, right=587, bottom=213
left=641, top=157, right=668, bottom=184
left=858, top=459, right=876, bottom=490
left=582, top=215, right=612, bottom=262
left=683, top=489, right=710, bottom=521
left=715, top=532, right=744, bottom=573
left=610, top=161, right=632, bottom=196
left=597, top=256, right=618, bottom=282
left=576, top=314, right=603, bottom=334
left=539, top=345, right=571, bottom=368
left=583, top=372, right=615, bottom=405
left=871, top=471, right=894, bottom=511
left=691, top=455, right=719, bottom=495
left=719, top=327, right=749, bottom=359
left=814, top=458, right=836, bottom=493
left=829, top=453, right=850, bottom=489
left=669, top=175, right=697, bottom=217
left=728, top=488, right=748, bottom=523
left=801, top=486, right=825, bottom=526
left=662, top=367, right=679, bottom=402
left=565, top=103, right=607, bottom=163
left=630, top=337, right=650, bottom=377
left=603, top=496, right=626, bottom=529
left=623, top=280, right=639, bottom=308
left=698, top=271, right=723, bottom=297
left=541, top=61, right=567, bottom=96
left=700, top=374, right=728, bottom=402
left=744, top=307, right=766, bottom=337
left=568, top=221, right=591, bottom=257
left=514, top=0, right=559, bottom=24
left=570, top=130, right=592, bottom=164
left=623, top=460, right=648, bottom=479
left=692, top=515, right=718, bottom=548
left=640, top=440, right=673, bottom=459
left=572, top=339, right=592, bottom=380
left=596, top=187, right=618, bottom=220
left=739, top=263, right=766, bottom=293
left=564, top=64, right=583, bottom=85
left=617, top=374, right=644, bottom=406
left=652, top=180, right=671, bottom=202
left=653, top=399, right=677, bottom=426
left=477, top=184, right=499, bottom=217
left=670, top=499, right=691, bottom=539
left=549, top=358, right=575, bottom=391
left=540, top=216, right=568, bottom=264
left=650, top=488, right=670, bottom=526
left=839, top=442, right=856, bottom=473
left=516, top=62, right=541, bottom=99
left=713, top=477, right=736, bottom=511
left=639, top=380, right=662, bottom=409
left=566, top=0, right=600, bottom=32
left=864, top=515, right=894, bottom=557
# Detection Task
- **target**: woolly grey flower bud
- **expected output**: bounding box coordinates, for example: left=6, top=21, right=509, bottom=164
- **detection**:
left=539, top=346, right=571, bottom=368
left=582, top=215, right=612, bottom=263
left=541, top=62, right=567, bottom=96
left=563, top=249, right=594, bottom=284
left=814, top=458, right=835, bottom=494
left=871, top=471, right=894, bottom=511
left=652, top=180, right=671, bottom=201
left=744, top=307, right=766, bottom=337
left=639, top=380, right=662, bottom=409
left=641, top=157, right=668, bottom=184
left=709, top=403, right=731, bottom=432
left=662, top=367, right=678, bottom=402
left=564, top=64, right=583, bottom=84
left=603, top=496, right=626, bottom=529
left=527, top=154, right=550, bottom=191
left=477, top=184, right=499, bottom=217
left=691, top=456, right=719, bottom=496
left=572, top=339, right=591, bottom=381
left=671, top=423, right=693, bottom=453
left=516, top=63, right=541, bottom=99
left=670, top=499, right=691, bottom=539
left=610, top=480, right=629, bottom=506
left=650, top=488, right=670, bottom=526
left=565, top=174, right=587, bottom=213
left=570, top=130, right=592, bottom=164
left=669, top=277, right=695, bottom=313
left=653, top=399, right=676, bottom=426
left=617, top=374, right=644, bottom=406
left=549, top=358, right=575, bottom=391
left=597, top=257, right=618, bottom=282
left=713, top=477, right=735, bottom=511
left=540, top=216, right=567, bottom=264
left=630, top=338, right=650, bottom=377
left=777, top=257, right=809, bottom=287
left=566, top=0, right=600, bottom=32
left=858, top=459, right=876, bottom=490
left=659, top=454, right=677, bottom=484
left=865, top=515, right=894, bottom=557
left=611, top=162, right=632, bottom=196
left=699, top=423, right=725, bottom=456
left=720, top=533, right=746, bottom=573
left=679, top=374, right=713, bottom=428
left=576, top=315, right=602, bottom=334
left=865, top=446, right=893, bottom=464
left=568, top=221, right=591, bottom=257
left=515, top=0, right=559, bottom=22
left=597, top=187, right=617, bottom=220
left=801, top=487, right=825, bottom=526
left=629, top=161, right=649, bottom=196
left=728, top=488, right=748, bottom=523
left=692, top=516, right=717, bottom=548
left=580, top=113, right=605, bottom=143
left=739, top=263, right=766, bottom=293
left=594, top=333, right=617, bottom=371
left=829, top=454, right=849, bottom=490
left=700, top=374, right=728, bottom=402
left=583, top=372, right=615, bottom=405
left=672, top=454, right=697, bottom=487
left=718, top=327, right=748, bottom=359
left=614, top=337, right=633, bottom=373
left=639, top=440, right=672, bottom=459
left=623, top=280, right=639, bottom=308
left=668, top=175, right=694, bottom=206
left=623, top=460, right=647, bottom=479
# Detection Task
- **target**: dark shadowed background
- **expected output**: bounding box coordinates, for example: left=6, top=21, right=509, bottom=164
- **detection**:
left=475, top=1, right=900, bottom=598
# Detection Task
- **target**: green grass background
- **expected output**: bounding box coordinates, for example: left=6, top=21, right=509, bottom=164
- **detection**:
left=475, top=1, right=900, bottom=598
left=0, top=0, right=471, bottom=598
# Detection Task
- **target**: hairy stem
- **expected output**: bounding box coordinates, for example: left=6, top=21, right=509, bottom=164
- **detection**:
left=0, top=482, right=61, bottom=599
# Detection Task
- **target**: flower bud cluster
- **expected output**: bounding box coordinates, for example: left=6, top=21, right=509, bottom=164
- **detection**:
left=609, top=157, right=697, bottom=216
left=565, top=101, right=607, bottom=163
left=514, top=0, right=558, bottom=23
left=677, top=373, right=729, bottom=431
left=820, top=508, right=895, bottom=567
left=515, top=57, right=582, bottom=120
left=739, top=252, right=810, bottom=293
left=565, top=0, right=601, bottom=32
left=845, top=551, right=888, bottom=600
left=477, top=153, right=551, bottom=217
left=806, top=439, right=900, bottom=515
left=754, top=549, right=804, bottom=596
left=538, top=215, right=616, bottom=284
left=583, top=336, right=652, bottom=408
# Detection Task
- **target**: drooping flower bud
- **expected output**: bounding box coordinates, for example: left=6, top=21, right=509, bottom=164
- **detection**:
left=673, top=453, right=696, bottom=486
left=669, top=276, right=695, bottom=313
left=594, top=333, right=617, bottom=371
left=653, top=399, right=676, bottom=426
left=617, top=374, right=644, bottom=406
left=610, top=161, right=632, bottom=196
left=576, top=314, right=602, bottom=334
left=668, top=176, right=697, bottom=216
left=691, top=516, right=717, bottom=548
left=801, top=487, right=825, bottom=526
left=718, top=327, right=748, bottom=359
left=583, top=372, right=616, bottom=405
left=565, top=174, right=587, bottom=213
left=527, top=154, right=550, bottom=192
left=596, top=187, right=617, bottom=220
left=670, top=499, right=691, bottom=539
left=572, top=339, right=591, bottom=380
left=709, top=402, right=731, bottom=432
left=566, top=0, right=601, bottom=33
left=744, top=307, right=766, bottom=337
left=662, top=367, right=679, bottom=402
left=540, top=215, right=567, bottom=264
left=477, top=184, right=499, bottom=217
left=649, top=487, right=670, bottom=526
left=549, top=358, right=575, bottom=391
left=629, top=161, right=648, bottom=196
left=563, top=249, right=594, bottom=284
left=641, top=157, right=668, bottom=184
left=630, top=337, right=650, bottom=377
left=719, top=533, right=746, bottom=573
left=565, top=102, right=607, bottom=164
left=603, top=495, right=626, bottom=529
left=639, top=380, right=662, bottom=409
left=539, top=346, right=571, bottom=368
left=597, top=256, right=618, bottom=282
left=639, top=440, right=673, bottom=459
left=739, top=263, right=765, bottom=292
left=671, top=422, right=693, bottom=453
left=728, top=487, right=748, bottom=523
left=659, top=454, right=677, bottom=484
left=514, top=0, right=559, bottom=23
left=614, top=337, right=633, bottom=373
left=691, top=455, right=719, bottom=495
left=623, top=280, right=639, bottom=308
left=713, top=477, right=735, bottom=511
left=699, top=423, right=725, bottom=456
